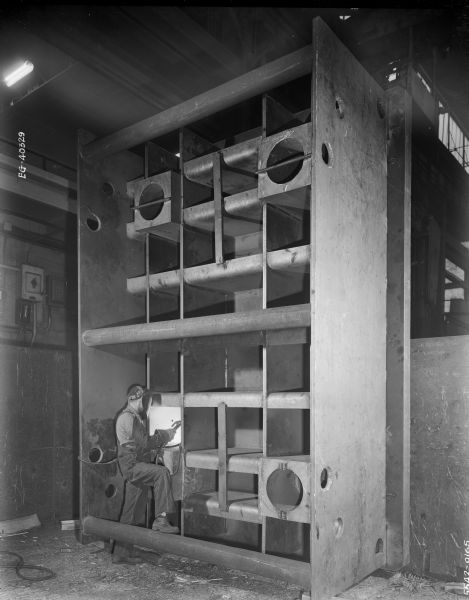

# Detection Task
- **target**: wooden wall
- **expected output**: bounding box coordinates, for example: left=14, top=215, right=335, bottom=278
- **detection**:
left=410, top=335, right=469, bottom=578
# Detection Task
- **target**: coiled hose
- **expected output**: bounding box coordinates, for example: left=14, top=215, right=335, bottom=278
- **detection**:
left=0, top=550, right=55, bottom=581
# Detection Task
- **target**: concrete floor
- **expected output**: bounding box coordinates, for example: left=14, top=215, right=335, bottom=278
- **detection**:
left=0, top=525, right=458, bottom=600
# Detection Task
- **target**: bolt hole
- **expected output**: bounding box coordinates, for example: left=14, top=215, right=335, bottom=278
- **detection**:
left=377, top=98, right=386, bottom=119
left=101, top=181, right=114, bottom=197
left=86, top=213, right=101, bottom=232
left=335, top=97, right=345, bottom=119
left=333, top=517, right=344, bottom=538
left=88, top=446, right=103, bottom=463
left=321, top=143, right=333, bottom=167
left=375, top=538, right=384, bottom=553
left=104, top=484, right=116, bottom=499
left=320, top=467, right=332, bottom=490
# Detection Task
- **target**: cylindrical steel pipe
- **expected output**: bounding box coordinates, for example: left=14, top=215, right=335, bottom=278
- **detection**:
left=184, top=188, right=261, bottom=226
left=127, top=245, right=311, bottom=295
left=184, top=138, right=260, bottom=186
left=82, top=304, right=310, bottom=347
left=148, top=391, right=310, bottom=409
left=82, top=516, right=310, bottom=589
left=83, top=45, right=312, bottom=160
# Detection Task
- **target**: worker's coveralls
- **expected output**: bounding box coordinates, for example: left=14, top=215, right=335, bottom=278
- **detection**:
left=114, top=406, right=174, bottom=557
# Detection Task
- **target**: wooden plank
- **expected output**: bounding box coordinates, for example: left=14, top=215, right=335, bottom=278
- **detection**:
left=310, top=18, right=387, bottom=599
left=217, top=403, right=228, bottom=512
left=83, top=45, right=313, bottom=160
left=385, top=85, right=411, bottom=569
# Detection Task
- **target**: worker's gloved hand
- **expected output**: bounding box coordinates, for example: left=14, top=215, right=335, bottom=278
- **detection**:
left=154, top=426, right=178, bottom=446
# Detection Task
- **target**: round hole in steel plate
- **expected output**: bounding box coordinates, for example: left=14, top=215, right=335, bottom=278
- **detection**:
left=266, top=137, right=305, bottom=184
left=266, top=468, right=303, bottom=512
left=138, top=182, right=165, bottom=221
left=320, top=467, right=332, bottom=491
left=104, top=483, right=117, bottom=498
left=321, top=142, right=333, bottom=167
left=88, top=446, right=103, bottom=463
left=86, top=213, right=101, bottom=232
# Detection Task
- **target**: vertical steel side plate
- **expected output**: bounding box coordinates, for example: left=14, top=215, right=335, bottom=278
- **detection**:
left=78, top=132, right=146, bottom=520
left=310, top=19, right=387, bottom=599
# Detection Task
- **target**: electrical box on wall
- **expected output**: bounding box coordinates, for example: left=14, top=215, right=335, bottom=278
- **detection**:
left=15, top=298, right=35, bottom=326
left=21, top=264, right=45, bottom=302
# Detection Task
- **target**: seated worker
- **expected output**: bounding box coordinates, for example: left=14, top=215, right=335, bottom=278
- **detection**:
left=112, top=383, right=181, bottom=565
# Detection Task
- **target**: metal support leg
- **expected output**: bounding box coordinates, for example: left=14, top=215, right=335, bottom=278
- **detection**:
left=217, top=402, right=228, bottom=512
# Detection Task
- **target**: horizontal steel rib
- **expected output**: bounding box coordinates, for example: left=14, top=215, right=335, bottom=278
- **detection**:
left=82, top=305, right=310, bottom=347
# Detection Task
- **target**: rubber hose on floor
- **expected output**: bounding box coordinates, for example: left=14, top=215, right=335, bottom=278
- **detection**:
left=0, top=550, right=56, bottom=581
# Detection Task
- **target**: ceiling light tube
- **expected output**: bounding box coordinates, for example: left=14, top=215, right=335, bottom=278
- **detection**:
left=4, top=61, right=34, bottom=87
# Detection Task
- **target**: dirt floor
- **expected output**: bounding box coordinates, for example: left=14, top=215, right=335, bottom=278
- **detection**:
left=0, top=524, right=461, bottom=600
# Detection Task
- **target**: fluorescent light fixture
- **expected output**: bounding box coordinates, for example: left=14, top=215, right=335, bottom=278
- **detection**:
left=4, top=60, right=34, bottom=87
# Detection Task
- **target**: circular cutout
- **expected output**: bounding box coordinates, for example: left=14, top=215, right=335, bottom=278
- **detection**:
left=377, top=98, right=386, bottom=119
left=104, top=483, right=116, bottom=498
left=88, top=446, right=103, bottom=463
left=375, top=538, right=384, bottom=553
left=335, top=97, right=345, bottom=119
left=86, top=213, right=101, bottom=232
left=101, top=181, right=115, bottom=197
left=266, top=468, right=303, bottom=512
left=321, top=143, right=333, bottom=167
left=320, top=467, right=332, bottom=490
left=266, top=138, right=305, bottom=184
left=333, top=517, right=344, bottom=538
left=138, top=182, right=165, bottom=221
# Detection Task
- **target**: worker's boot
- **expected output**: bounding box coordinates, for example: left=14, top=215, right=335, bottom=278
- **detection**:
left=152, top=515, right=179, bottom=534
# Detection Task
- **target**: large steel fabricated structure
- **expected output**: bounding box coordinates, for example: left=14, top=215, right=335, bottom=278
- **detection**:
left=79, top=19, right=392, bottom=600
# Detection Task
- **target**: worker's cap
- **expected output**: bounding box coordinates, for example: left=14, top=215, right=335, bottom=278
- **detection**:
left=126, top=384, right=145, bottom=402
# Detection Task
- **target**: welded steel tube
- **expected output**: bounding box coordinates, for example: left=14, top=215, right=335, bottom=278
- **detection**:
left=83, top=45, right=312, bottom=160
left=82, top=516, right=310, bottom=588
left=156, top=391, right=310, bottom=409
left=127, top=245, right=311, bottom=295
left=184, top=138, right=260, bottom=185
left=184, top=188, right=261, bottom=226
left=82, top=304, right=310, bottom=347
